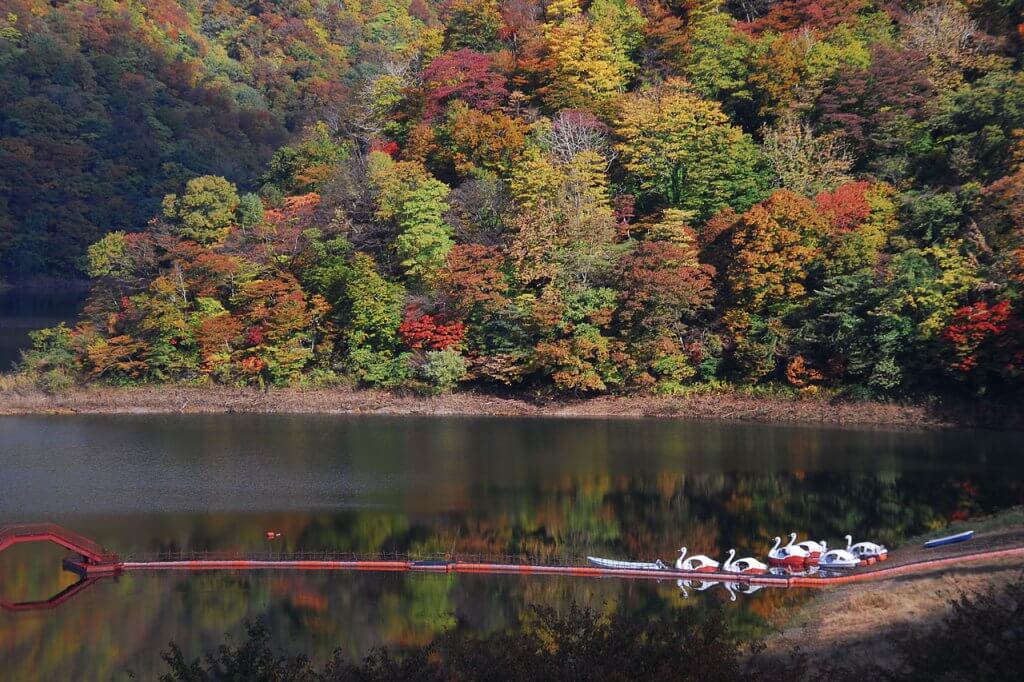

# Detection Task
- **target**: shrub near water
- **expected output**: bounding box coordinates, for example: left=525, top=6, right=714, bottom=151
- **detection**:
left=160, top=603, right=758, bottom=682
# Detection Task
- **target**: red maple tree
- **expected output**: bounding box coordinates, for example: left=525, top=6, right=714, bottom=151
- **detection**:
left=420, top=49, right=509, bottom=120
left=399, top=308, right=466, bottom=350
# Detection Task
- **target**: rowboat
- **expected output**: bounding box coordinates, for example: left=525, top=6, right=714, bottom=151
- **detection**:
left=586, top=556, right=668, bottom=571
left=923, top=530, right=974, bottom=548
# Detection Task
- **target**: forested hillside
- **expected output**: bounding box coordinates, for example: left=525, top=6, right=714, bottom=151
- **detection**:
left=12, top=0, right=1024, bottom=397
left=0, top=0, right=352, bottom=276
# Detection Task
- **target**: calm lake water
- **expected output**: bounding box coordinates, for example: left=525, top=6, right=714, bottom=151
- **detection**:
left=0, top=288, right=86, bottom=370
left=1, top=414, right=1022, bottom=679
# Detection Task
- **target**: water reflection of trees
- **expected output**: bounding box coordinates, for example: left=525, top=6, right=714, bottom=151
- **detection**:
left=1, top=468, right=1019, bottom=679
left=288, top=469, right=1020, bottom=561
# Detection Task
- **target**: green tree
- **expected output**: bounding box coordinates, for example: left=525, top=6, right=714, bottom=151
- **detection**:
left=589, top=0, right=646, bottom=70
left=339, top=253, right=411, bottom=387
left=924, top=70, right=1024, bottom=184
left=680, top=9, right=753, bottom=115
left=541, top=0, right=629, bottom=111
left=418, top=349, right=468, bottom=394
left=86, top=231, right=133, bottom=281
left=367, top=152, right=454, bottom=285
left=162, top=176, right=240, bottom=245
left=262, top=122, right=349, bottom=195
left=615, top=79, right=770, bottom=218
left=444, top=0, right=501, bottom=51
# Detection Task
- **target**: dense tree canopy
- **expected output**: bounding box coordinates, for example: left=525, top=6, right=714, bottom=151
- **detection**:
left=10, top=0, right=1024, bottom=398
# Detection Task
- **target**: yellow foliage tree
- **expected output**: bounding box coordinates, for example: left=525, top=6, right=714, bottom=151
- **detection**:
left=540, top=3, right=627, bottom=111
left=727, top=190, right=829, bottom=314
left=615, top=79, right=769, bottom=217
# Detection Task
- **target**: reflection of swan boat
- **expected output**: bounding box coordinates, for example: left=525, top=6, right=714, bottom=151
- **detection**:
left=724, top=578, right=791, bottom=600
left=586, top=556, right=668, bottom=571
left=724, top=581, right=768, bottom=600
left=676, top=547, right=720, bottom=572
left=678, top=577, right=722, bottom=598
left=723, top=581, right=740, bottom=601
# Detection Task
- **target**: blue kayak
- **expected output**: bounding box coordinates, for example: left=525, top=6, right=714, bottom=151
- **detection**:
left=923, top=530, right=974, bottom=548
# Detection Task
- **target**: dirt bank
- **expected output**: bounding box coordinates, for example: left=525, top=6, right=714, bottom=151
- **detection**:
left=759, top=517, right=1024, bottom=670
left=1, top=385, right=1023, bottom=429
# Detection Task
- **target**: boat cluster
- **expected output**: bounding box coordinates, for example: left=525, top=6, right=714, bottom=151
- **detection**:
left=677, top=533, right=888, bottom=575
left=588, top=532, right=889, bottom=602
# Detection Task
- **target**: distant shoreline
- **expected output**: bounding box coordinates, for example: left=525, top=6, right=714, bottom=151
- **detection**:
left=1, top=386, right=1022, bottom=430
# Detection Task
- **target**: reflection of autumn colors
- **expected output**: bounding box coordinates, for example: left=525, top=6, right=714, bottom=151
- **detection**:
left=2, top=416, right=1022, bottom=679
left=2, top=465, right=1021, bottom=679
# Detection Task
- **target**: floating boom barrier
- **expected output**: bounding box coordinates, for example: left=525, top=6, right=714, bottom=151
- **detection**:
left=114, top=547, right=1024, bottom=588
left=2, top=524, right=1023, bottom=612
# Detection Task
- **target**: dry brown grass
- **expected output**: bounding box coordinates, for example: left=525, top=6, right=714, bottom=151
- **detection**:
left=0, top=373, right=32, bottom=392
left=762, top=557, right=1024, bottom=668
left=1, top=384, right=1022, bottom=429
left=761, top=524, right=1024, bottom=668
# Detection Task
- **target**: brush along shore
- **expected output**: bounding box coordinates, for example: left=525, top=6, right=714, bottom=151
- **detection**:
left=1, top=383, right=1023, bottom=430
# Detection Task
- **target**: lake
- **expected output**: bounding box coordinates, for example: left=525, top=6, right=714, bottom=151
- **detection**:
left=0, top=288, right=87, bottom=371
left=1, top=414, right=1021, bottom=678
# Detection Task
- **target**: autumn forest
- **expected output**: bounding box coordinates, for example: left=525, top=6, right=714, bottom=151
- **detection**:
left=4, top=0, right=1024, bottom=398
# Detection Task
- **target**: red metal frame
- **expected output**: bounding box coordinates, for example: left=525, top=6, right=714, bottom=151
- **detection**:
left=0, top=523, right=119, bottom=565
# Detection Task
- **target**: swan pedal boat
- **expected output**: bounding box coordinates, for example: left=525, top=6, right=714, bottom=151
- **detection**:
left=818, top=548, right=860, bottom=569
left=796, top=539, right=827, bottom=565
left=676, top=547, right=721, bottom=573
left=843, top=534, right=888, bottom=562
left=723, top=549, right=769, bottom=575
left=586, top=556, right=668, bottom=571
left=850, top=543, right=888, bottom=562
left=768, top=534, right=811, bottom=568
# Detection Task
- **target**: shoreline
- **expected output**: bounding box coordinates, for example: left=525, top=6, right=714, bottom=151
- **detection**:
left=2, top=386, right=1023, bottom=430
left=759, top=510, right=1024, bottom=669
